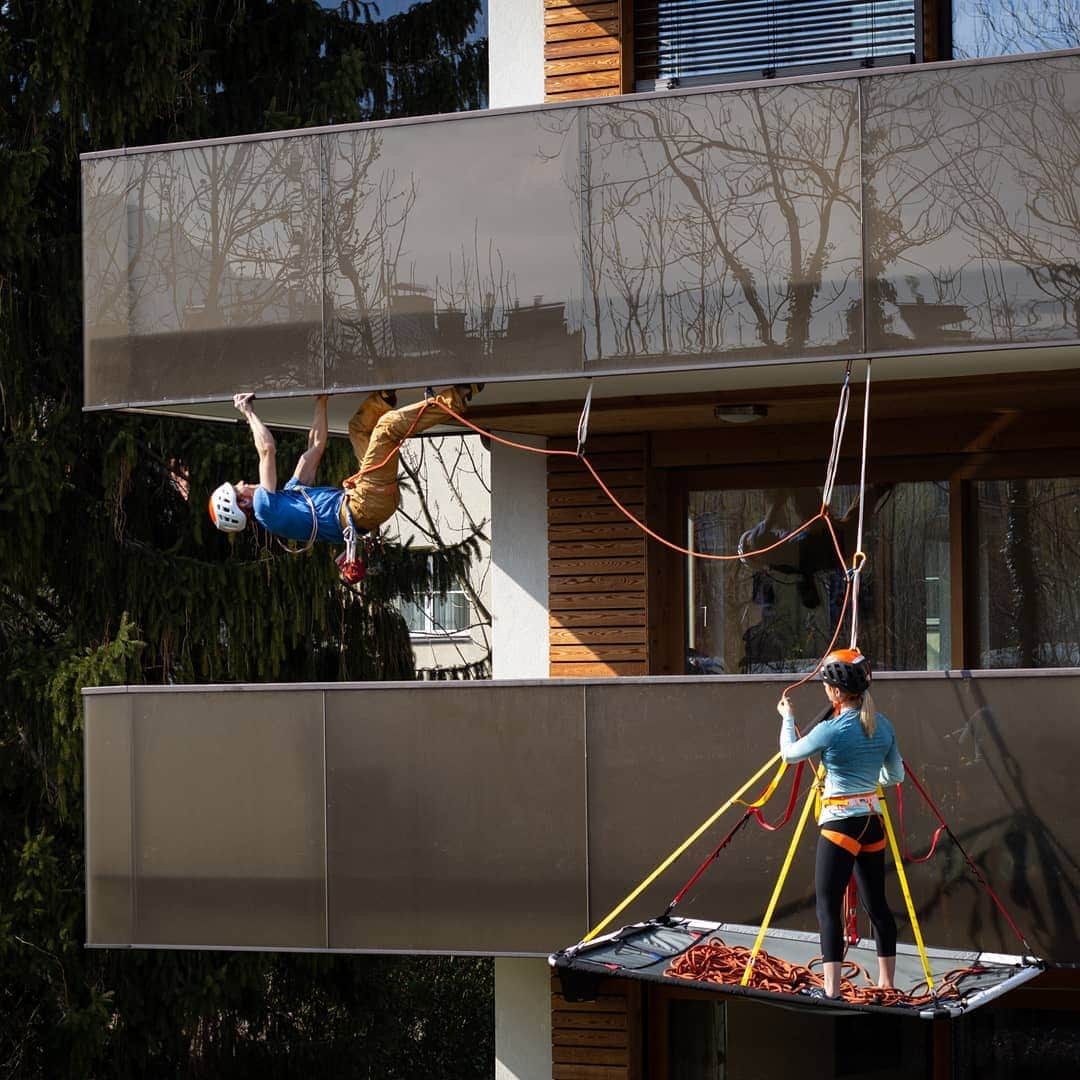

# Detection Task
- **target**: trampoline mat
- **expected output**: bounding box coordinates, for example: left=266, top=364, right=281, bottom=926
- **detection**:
left=550, top=916, right=1044, bottom=1018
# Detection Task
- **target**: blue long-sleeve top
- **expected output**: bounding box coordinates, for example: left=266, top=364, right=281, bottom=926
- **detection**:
left=780, top=707, right=904, bottom=823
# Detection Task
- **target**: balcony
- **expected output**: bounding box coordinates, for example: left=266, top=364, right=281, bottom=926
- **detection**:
left=85, top=670, right=1080, bottom=961
left=81, top=51, right=1080, bottom=435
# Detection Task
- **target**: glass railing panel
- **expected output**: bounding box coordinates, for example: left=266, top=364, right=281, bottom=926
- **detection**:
left=864, top=54, right=1080, bottom=351
left=131, top=691, right=326, bottom=948
left=581, top=80, right=864, bottom=372
left=325, top=684, right=588, bottom=951
left=83, top=137, right=324, bottom=407
left=322, top=108, right=584, bottom=391
left=584, top=681, right=802, bottom=930
left=84, top=694, right=134, bottom=944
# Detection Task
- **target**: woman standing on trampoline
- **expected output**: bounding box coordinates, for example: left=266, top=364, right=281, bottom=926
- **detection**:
left=777, top=649, right=905, bottom=999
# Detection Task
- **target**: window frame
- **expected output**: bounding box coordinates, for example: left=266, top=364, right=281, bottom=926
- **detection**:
left=652, top=447, right=1080, bottom=675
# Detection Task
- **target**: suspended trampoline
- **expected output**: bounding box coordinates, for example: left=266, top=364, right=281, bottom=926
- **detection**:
left=551, top=917, right=1044, bottom=1019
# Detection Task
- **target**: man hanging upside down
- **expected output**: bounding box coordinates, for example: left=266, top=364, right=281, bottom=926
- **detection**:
left=208, top=385, right=479, bottom=543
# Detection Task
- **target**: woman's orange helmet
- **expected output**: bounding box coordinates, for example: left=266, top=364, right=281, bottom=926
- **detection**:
left=821, top=648, right=871, bottom=694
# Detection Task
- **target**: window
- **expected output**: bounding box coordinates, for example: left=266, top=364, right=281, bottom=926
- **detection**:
left=635, top=0, right=920, bottom=91
left=686, top=481, right=950, bottom=674
left=667, top=998, right=726, bottom=1078
left=974, top=478, right=1080, bottom=668
left=952, top=1, right=1080, bottom=61
left=398, top=588, right=471, bottom=637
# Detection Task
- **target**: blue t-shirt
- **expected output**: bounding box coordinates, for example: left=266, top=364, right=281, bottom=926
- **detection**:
left=252, top=479, right=345, bottom=543
left=780, top=707, right=904, bottom=823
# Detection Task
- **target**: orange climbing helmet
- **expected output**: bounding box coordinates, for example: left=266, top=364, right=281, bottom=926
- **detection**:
left=821, top=648, right=871, bottom=694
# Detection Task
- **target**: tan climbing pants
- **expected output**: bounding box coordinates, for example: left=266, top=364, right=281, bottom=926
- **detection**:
left=341, top=387, right=467, bottom=531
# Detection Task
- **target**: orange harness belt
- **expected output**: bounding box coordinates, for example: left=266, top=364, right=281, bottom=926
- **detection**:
left=821, top=801, right=887, bottom=856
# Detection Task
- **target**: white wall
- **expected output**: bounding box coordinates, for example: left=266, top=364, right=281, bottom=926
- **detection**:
left=491, top=436, right=549, bottom=679
left=495, top=958, right=553, bottom=1080
left=386, top=433, right=491, bottom=673
left=488, top=0, right=545, bottom=108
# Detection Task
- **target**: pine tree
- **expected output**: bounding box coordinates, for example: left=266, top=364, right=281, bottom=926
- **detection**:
left=1, top=1, right=492, bottom=1073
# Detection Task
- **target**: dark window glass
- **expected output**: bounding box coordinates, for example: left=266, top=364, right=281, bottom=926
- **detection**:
left=687, top=481, right=950, bottom=674
left=975, top=478, right=1080, bottom=668
left=667, top=998, right=726, bottom=1079
left=635, top=0, right=918, bottom=90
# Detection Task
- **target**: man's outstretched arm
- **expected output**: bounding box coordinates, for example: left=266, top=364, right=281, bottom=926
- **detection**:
left=292, top=395, right=329, bottom=486
left=234, top=393, right=278, bottom=491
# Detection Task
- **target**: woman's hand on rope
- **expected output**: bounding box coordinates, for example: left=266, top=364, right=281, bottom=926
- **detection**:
left=777, top=695, right=794, bottom=722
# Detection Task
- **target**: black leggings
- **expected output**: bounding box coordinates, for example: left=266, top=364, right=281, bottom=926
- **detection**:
left=815, top=814, right=897, bottom=963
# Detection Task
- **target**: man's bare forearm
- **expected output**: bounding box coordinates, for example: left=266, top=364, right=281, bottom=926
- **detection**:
left=234, top=392, right=278, bottom=490
left=308, top=395, right=328, bottom=453
left=235, top=393, right=275, bottom=456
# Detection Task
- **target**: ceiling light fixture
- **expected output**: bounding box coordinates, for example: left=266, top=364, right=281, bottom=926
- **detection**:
left=714, top=404, right=768, bottom=424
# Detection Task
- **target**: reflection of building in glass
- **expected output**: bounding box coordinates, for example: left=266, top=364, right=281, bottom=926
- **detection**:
left=498, top=296, right=583, bottom=370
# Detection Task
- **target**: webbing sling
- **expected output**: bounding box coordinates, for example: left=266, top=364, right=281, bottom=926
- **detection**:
left=878, top=783, right=935, bottom=990
left=740, top=776, right=821, bottom=985
left=581, top=753, right=785, bottom=944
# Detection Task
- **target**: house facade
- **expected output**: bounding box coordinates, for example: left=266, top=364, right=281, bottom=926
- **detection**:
left=82, top=2, right=1080, bottom=1076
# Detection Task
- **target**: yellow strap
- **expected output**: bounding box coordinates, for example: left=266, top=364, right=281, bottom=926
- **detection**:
left=735, top=757, right=790, bottom=811
left=581, top=753, right=785, bottom=944
left=877, top=785, right=935, bottom=991
left=741, top=777, right=820, bottom=985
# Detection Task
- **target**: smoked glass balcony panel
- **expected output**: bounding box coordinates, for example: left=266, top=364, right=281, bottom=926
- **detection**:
left=581, top=81, right=863, bottom=372
left=871, top=675, right=1078, bottom=958
left=83, top=155, right=134, bottom=407
left=131, top=691, right=326, bottom=948
left=321, top=109, right=584, bottom=390
left=584, top=681, right=813, bottom=932
left=84, top=138, right=324, bottom=406
left=84, top=694, right=134, bottom=945
left=864, top=55, right=1080, bottom=351
left=325, top=684, right=587, bottom=952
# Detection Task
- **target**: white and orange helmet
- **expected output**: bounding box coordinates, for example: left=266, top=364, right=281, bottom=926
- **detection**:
left=208, top=482, right=247, bottom=533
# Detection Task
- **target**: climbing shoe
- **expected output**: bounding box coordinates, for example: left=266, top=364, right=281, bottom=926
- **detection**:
left=456, top=383, right=484, bottom=402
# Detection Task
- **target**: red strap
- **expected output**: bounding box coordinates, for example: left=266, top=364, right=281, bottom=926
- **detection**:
left=747, top=760, right=806, bottom=832
left=902, top=761, right=1033, bottom=954
left=664, top=761, right=805, bottom=915
left=895, top=776, right=948, bottom=863
left=844, top=877, right=859, bottom=945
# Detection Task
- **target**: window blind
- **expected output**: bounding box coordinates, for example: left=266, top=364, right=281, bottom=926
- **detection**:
left=635, top=0, right=919, bottom=88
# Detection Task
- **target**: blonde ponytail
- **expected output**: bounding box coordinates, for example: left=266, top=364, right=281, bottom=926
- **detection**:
left=859, top=691, right=876, bottom=738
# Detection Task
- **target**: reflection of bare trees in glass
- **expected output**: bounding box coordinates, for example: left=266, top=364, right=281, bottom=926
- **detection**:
left=326, top=113, right=580, bottom=381
left=137, top=140, right=321, bottom=334
left=866, top=57, right=1080, bottom=347
left=83, top=139, right=323, bottom=397
left=581, top=83, right=862, bottom=363
left=325, top=131, right=417, bottom=368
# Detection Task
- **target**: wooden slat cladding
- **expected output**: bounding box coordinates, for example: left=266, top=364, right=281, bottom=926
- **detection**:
left=549, top=434, right=648, bottom=678
left=552, top=975, right=642, bottom=1080
left=544, top=0, right=632, bottom=103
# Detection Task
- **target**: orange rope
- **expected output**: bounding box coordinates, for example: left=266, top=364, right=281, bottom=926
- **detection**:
left=666, top=936, right=975, bottom=1009
left=426, top=395, right=856, bottom=698
left=348, top=401, right=435, bottom=480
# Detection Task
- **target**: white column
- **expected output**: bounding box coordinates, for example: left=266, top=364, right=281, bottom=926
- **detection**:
left=495, top=958, right=553, bottom=1080
left=491, top=435, right=549, bottom=680
left=488, top=0, right=545, bottom=108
